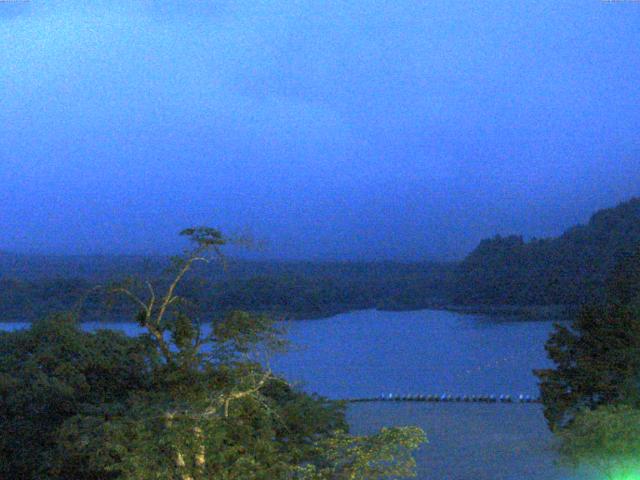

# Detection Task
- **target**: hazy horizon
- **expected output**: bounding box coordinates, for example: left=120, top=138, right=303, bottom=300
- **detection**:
left=2, top=1, right=639, bottom=260
left=2, top=195, right=637, bottom=262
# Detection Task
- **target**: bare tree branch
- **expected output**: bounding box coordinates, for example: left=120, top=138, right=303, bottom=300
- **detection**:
left=111, top=287, right=151, bottom=318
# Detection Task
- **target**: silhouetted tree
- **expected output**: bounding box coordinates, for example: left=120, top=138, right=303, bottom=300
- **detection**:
left=535, top=241, right=640, bottom=430
left=535, top=303, right=640, bottom=430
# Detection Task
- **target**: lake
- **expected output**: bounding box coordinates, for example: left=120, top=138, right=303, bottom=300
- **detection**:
left=1, top=309, right=589, bottom=479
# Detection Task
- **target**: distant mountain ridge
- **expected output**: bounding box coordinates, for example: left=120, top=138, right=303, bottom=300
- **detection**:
left=452, top=197, right=640, bottom=306
left=0, top=256, right=454, bottom=322
left=1, top=198, right=638, bottom=320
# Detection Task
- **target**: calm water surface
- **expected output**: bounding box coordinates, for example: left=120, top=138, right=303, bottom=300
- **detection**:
left=272, top=309, right=558, bottom=399
left=2, top=309, right=556, bottom=399
left=2, top=310, right=585, bottom=480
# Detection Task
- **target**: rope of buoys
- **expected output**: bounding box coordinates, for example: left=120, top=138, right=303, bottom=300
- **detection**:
left=345, top=393, right=540, bottom=404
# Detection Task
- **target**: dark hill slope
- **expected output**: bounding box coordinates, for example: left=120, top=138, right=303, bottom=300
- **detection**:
left=452, top=198, right=640, bottom=306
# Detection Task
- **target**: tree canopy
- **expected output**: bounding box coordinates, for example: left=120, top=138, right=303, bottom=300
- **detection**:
left=0, top=227, right=426, bottom=480
left=453, top=197, right=640, bottom=306
left=536, top=244, right=640, bottom=477
left=535, top=303, right=640, bottom=430
left=556, top=404, right=640, bottom=479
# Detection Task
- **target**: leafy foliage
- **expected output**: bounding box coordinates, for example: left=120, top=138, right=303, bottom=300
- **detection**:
left=535, top=244, right=640, bottom=430
left=0, top=227, right=426, bottom=479
left=298, top=427, right=427, bottom=479
left=557, top=404, right=640, bottom=479
left=536, top=240, right=640, bottom=476
left=535, top=304, right=640, bottom=430
left=0, top=314, right=157, bottom=479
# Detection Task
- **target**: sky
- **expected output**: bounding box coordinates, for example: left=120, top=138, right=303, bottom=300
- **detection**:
left=0, top=0, right=639, bottom=260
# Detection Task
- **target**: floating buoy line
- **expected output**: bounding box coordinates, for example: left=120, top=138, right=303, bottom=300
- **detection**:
left=345, top=394, right=540, bottom=404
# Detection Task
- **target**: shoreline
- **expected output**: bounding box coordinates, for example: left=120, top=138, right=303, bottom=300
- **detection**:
left=0, top=303, right=577, bottom=324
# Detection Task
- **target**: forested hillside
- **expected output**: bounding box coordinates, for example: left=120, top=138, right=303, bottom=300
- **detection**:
left=0, top=259, right=454, bottom=321
left=452, top=198, right=640, bottom=306
left=2, top=198, right=638, bottom=321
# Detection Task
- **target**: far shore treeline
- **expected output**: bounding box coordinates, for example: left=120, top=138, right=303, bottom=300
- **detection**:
left=1, top=197, right=639, bottom=322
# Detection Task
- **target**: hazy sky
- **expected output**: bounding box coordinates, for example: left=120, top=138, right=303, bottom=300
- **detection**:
left=1, top=1, right=639, bottom=260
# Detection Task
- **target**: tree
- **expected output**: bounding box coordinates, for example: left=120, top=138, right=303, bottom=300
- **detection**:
left=556, top=404, right=640, bottom=479
left=0, top=314, right=157, bottom=479
left=535, top=303, right=640, bottom=431
left=0, top=227, right=426, bottom=479
left=535, top=243, right=640, bottom=478
left=535, top=242, right=640, bottom=431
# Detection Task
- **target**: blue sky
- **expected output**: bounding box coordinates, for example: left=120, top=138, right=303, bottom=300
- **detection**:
left=1, top=1, right=639, bottom=259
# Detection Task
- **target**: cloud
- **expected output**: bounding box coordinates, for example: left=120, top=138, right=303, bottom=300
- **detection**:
left=0, top=1, right=638, bottom=258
